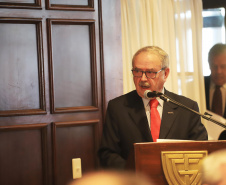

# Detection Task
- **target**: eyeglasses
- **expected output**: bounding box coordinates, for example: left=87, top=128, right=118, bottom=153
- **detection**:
left=131, top=68, right=166, bottom=79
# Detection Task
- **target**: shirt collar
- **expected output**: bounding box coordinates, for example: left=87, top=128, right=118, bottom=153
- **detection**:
left=210, top=80, right=226, bottom=89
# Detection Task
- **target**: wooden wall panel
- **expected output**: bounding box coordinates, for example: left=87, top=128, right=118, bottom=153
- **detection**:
left=0, top=1, right=123, bottom=185
left=101, top=0, right=123, bottom=108
left=49, top=0, right=88, bottom=6
left=47, top=19, right=98, bottom=114
left=0, top=18, right=46, bottom=117
left=0, top=0, right=41, bottom=9
left=52, top=120, right=99, bottom=185
left=0, top=123, right=48, bottom=185
left=46, top=0, right=94, bottom=11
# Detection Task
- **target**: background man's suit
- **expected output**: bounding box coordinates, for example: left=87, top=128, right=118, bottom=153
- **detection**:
left=204, top=76, right=226, bottom=118
left=98, top=89, right=208, bottom=169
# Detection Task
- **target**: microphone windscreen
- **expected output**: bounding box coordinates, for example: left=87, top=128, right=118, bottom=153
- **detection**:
left=144, top=90, right=156, bottom=99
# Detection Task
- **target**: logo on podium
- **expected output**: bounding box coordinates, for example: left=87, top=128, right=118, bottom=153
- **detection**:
left=161, top=151, right=208, bottom=185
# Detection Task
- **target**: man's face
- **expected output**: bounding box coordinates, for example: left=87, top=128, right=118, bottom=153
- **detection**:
left=210, top=52, right=226, bottom=86
left=133, top=51, right=170, bottom=98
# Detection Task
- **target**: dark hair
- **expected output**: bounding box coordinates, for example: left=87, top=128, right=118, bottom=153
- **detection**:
left=208, top=43, right=226, bottom=64
left=218, top=130, right=226, bottom=140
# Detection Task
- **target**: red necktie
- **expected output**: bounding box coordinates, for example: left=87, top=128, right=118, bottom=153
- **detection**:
left=212, top=85, right=222, bottom=116
left=150, top=99, right=161, bottom=142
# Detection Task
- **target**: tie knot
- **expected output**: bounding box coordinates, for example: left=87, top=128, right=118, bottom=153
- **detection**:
left=150, top=99, right=159, bottom=108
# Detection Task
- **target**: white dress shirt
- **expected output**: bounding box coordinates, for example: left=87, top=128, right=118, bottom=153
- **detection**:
left=142, top=89, right=164, bottom=127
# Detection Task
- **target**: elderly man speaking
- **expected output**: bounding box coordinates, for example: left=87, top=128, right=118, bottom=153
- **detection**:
left=98, top=46, right=208, bottom=169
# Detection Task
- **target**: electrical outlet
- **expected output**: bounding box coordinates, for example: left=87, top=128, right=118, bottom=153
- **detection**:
left=72, top=158, right=82, bottom=179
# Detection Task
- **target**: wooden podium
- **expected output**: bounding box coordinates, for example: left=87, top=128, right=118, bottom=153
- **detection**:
left=126, top=140, right=226, bottom=185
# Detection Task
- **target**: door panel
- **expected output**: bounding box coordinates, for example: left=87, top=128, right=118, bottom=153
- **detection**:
left=0, top=18, right=46, bottom=116
left=0, top=0, right=123, bottom=184
left=46, top=0, right=94, bottom=11
left=47, top=19, right=98, bottom=113
left=52, top=120, right=99, bottom=185
left=0, top=1, right=104, bottom=185
left=0, top=124, right=48, bottom=185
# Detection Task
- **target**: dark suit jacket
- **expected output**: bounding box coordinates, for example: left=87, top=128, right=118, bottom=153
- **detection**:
left=98, top=89, right=208, bottom=169
left=204, top=76, right=226, bottom=118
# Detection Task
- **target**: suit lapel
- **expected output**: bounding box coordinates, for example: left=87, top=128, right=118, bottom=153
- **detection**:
left=204, top=76, right=211, bottom=109
left=126, top=91, right=152, bottom=142
left=224, top=108, right=226, bottom=118
left=159, top=90, right=178, bottom=138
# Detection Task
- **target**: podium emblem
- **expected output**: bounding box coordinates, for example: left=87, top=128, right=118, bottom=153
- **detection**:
left=161, top=151, right=208, bottom=185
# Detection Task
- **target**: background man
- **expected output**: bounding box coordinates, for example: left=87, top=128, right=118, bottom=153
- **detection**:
left=98, top=46, right=208, bottom=169
left=204, top=43, right=226, bottom=118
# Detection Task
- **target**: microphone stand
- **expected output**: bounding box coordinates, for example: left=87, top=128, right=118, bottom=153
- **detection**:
left=159, top=93, right=226, bottom=129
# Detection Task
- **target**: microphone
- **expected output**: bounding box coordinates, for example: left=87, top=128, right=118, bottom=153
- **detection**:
left=144, top=90, right=163, bottom=99
left=145, top=90, right=226, bottom=130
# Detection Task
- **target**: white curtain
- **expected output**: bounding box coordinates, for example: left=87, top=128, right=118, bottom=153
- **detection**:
left=121, top=0, right=206, bottom=113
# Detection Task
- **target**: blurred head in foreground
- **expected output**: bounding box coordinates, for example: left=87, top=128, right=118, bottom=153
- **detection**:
left=68, top=170, right=154, bottom=185
left=201, top=149, right=226, bottom=185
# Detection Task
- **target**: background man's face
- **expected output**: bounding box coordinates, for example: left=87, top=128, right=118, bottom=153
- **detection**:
left=210, top=52, right=226, bottom=86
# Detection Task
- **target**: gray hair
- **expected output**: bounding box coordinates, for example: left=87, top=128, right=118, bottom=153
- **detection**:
left=132, top=46, right=169, bottom=68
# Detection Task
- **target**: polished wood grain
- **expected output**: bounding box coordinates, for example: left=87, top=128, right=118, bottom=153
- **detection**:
left=127, top=141, right=226, bottom=185
left=46, top=0, right=94, bottom=11
left=0, top=18, right=46, bottom=117
left=0, top=1, right=123, bottom=185
left=52, top=120, right=99, bottom=185
left=0, top=0, right=41, bottom=9
left=0, top=123, right=48, bottom=185
left=47, top=19, right=98, bottom=114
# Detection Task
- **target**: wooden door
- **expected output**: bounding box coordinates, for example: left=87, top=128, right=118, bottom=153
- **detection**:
left=0, top=0, right=123, bottom=185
